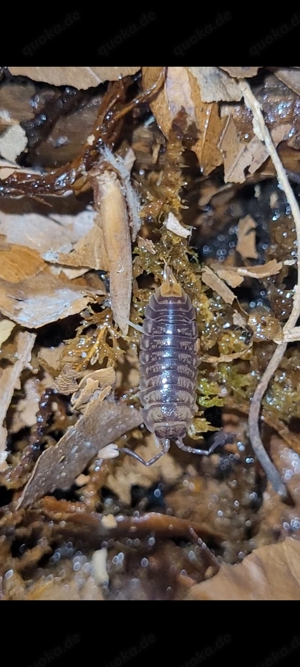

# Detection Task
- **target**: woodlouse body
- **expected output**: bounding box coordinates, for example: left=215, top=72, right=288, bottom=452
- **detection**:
left=139, top=276, right=198, bottom=443
left=120, top=270, right=226, bottom=465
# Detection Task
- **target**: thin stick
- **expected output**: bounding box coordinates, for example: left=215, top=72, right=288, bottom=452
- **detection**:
left=239, top=80, right=300, bottom=499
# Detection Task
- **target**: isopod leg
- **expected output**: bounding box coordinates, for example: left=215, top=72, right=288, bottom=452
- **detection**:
left=120, top=439, right=170, bottom=466
left=175, top=436, right=224, bottom=456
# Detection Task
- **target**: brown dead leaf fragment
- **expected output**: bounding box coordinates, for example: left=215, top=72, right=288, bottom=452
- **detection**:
left=0, top=124, right=27, bottom=163
left=187, top=538, right=300, bottom=600
left=18, top=400, right=143, bottom=508
left=142, top=67, right=224, bottom=175
left=202, top=266, right=235, bottom=304
left=91, top=169, right=132, bottom=335
left=8, top=67, right=141, bottom=89
left=0, top=331, right=35, bottom=470
left=0, top=243, right=46, bottom=283
left=0, top=318, right=15, bottom=346
left=213, top=259, right=284, bottom=287
left=273, top=68, right=300, bottom=97
left=218, top=115, right=268, bottom=184
left=236, top=214, right=258, bottom=259
left=220, top=67, right=259, bottom=79
left=0, top=209, right=96, bottom=257
left=0, top=269, right=104, bottom=328
left=71, top=367, right=116, bottom=411
left=188, top=67, right=242, bottom=102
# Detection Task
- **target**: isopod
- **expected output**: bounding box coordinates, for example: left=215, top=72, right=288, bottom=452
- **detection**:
left=121, top=267, right=223, bottom=465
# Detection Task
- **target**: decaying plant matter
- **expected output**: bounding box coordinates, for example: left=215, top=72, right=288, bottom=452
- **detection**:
left=1, top=66, right=300, bottom=600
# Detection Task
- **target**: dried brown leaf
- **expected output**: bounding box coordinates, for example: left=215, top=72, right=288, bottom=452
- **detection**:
left=218, top=115, right=267, bottom=183
left=187, top=538, right=300, bottom=600
left=8, top=67, right=140, bottom=89
left=0, top=269, right=104, bottom=328
left=236, top=215, right=258, bottom=259
left=220, top=67, right=259, bottom=79
left=45, top=223, right=109, bottom=272
left=0, top=243, right=46, bottom=283
left=188, top=67, right=242, bottom=102
left=201, top=266, right=235, bottom=304
left=18, top=400, right=143, bottom=508
left=0, top=331, right=35, bottom=470
left=0, top=209, right=95, bottom=258
left=0, top=318, right=15, bottom=346
left=101, top=147, right=141, bottom=241
left=91, top=169, right=132, bottom=335
left=0, top=124, right=27, bottom=163
left=212, top=267, right=244, bottom=288
left=273, top=67, right=300, bottom=96
left=213, top=259, right=283, bottom=287
left=142, top=67, right=224, bottom=175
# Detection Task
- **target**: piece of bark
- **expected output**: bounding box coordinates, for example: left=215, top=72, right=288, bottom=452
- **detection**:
left=18, top=400, right=143, bottom=508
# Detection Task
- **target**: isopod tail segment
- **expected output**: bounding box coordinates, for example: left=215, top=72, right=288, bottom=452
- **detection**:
left=121, top=265, right=229, bottom=466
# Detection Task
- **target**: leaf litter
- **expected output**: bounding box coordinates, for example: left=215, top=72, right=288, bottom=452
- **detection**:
left=2, top=67, right=300, bottom=599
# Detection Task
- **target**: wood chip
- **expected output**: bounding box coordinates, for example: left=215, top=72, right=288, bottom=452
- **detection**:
left=164, top=212, right=190, bottom=238
left=91, top=169, right=132, bottom=335
left=0, top=331, right=35, bottom=470
left=202, top=266, right=235, bottom=304
left=0, top=124, right=27, bottom=163
left=8, top=67, right=140, bottom=89
left=236, top=215, right=258, bottom=259
left=18, top=400, right=143, bottom=508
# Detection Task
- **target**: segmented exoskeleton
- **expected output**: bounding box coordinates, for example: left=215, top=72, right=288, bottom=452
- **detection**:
left=121, top=268, right=222, bottom=465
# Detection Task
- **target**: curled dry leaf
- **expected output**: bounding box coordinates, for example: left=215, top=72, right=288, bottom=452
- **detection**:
left=8, top=67, right=141, bottom=90
left=18, top=400, right=143, bottom=508
left=142, top=66, right=224, bottom=175
left=164, top=212, right=191, bottom=238
left=186, top=538, right=300, bottom=600
left=101, top=147, right=141, bottom=241
left=201, top=266, right=236, bottom=305
left=0, top=124, right=27, bottom=163
left=213, top=259, right=284, bottom=288
left=91, top=169, right=132, bottom=335
left=0, top=331, right=36, bottom=470
left=236, top=214, right=258, bottom=259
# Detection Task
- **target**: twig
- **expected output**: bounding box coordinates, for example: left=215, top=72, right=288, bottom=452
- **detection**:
left=239, top=80, right=300, bottom=499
